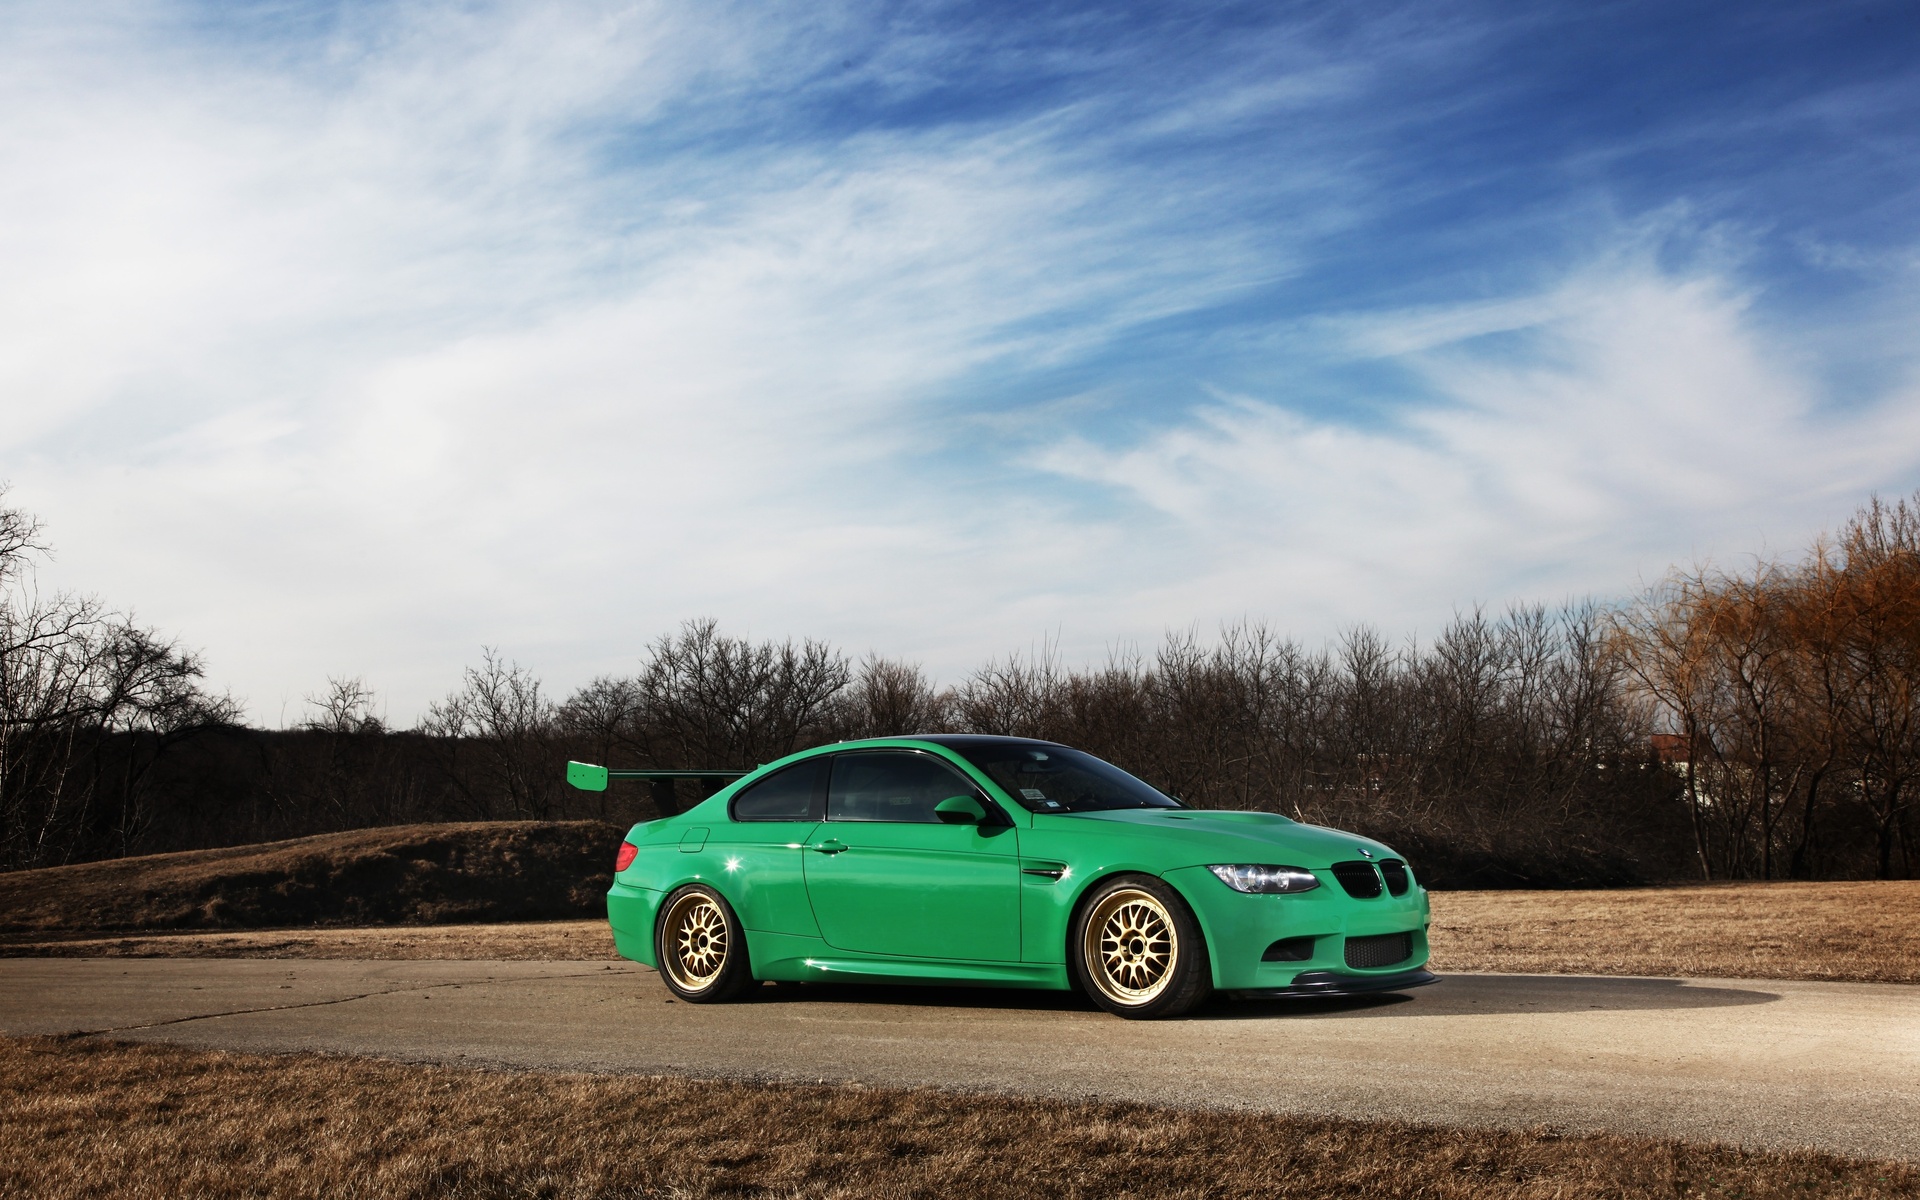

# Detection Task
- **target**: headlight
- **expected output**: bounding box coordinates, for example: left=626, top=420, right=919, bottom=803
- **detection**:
left=1208, top=864, right=1320, bottom=894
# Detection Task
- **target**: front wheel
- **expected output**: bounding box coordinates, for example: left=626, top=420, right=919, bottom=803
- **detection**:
left=655, top=884, right=757, bottom=1002
left=1070, top=875, right=1212, bottom=1019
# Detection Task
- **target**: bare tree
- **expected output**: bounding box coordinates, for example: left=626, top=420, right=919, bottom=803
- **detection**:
left=0, top=491, right=47, bottom=591
left=421, top=649, right=560, bottom=819
left=1614, top=577, right=1722, bottom=879
left=1834, top=495, right=1920, bottom=877
left=0, top=488, right=234, bottom=867
left=833, top=655, right=953, bottom=739
left=556, top=620, right=851, bottom=816
left=305, top=676, right=384, bottom=735
left=956, top=637, right=1069, bottom=740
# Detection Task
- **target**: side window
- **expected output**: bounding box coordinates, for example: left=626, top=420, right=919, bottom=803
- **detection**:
left=828, top=752, right=988, bottom=824
left=729, top=760, right=821, bottom=822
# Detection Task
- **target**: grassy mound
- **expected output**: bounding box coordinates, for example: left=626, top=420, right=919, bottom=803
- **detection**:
left=0, top=822, right=624, bottom=933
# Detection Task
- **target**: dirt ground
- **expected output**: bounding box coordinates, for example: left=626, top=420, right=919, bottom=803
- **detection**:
left=7, top=880, right=1918, bottom=985
left=4, top=1035, right=1913, bottom=1200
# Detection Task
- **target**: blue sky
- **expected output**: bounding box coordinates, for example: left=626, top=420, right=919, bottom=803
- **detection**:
left=3, top=0, right=1918, bottom=721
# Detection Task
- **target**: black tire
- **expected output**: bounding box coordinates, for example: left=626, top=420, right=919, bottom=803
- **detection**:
left=654, top=884, right=756, bottom=1002
left=1068, top=874, right=1212, bottom=1019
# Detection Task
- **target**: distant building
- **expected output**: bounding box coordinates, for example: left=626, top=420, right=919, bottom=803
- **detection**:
left=1649, top=733, right=1691, bottom=764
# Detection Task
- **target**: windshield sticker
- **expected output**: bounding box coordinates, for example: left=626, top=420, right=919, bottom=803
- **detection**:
left=1021, top=788, right=1047, bottom=800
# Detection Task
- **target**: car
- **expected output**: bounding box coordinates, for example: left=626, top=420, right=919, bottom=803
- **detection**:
left=567, top=734, right=1434, bottom=1019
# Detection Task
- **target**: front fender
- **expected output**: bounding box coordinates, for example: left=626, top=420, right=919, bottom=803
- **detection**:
left=1023, top=860, right=1186, bottom=966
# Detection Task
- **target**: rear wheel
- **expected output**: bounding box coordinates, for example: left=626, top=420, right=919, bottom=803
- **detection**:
left=655, top=884, right=756, bottom=1002
left=1070, top=875, right=1211, bottom=1019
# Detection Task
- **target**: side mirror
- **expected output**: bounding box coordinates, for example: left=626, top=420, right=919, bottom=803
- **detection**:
left=934, top=795, right=988, bottom=825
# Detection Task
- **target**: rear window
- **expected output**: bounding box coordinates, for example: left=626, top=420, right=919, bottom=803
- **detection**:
left=729, top=760, right=821, bottom=822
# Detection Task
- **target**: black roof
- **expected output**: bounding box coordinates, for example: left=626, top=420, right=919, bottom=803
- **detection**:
left=904, top=734, right=1062, bottom=748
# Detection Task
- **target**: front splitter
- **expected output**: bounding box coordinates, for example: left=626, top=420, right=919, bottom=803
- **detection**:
left=1229, top=967, right=1438, bottom=1000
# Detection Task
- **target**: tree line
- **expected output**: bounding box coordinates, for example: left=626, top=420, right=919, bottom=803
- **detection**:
left=4, top=486, right=1915, bottom=885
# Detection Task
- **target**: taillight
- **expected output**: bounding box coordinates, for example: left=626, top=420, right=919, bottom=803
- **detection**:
left=614, top=841, right=638, bottom=872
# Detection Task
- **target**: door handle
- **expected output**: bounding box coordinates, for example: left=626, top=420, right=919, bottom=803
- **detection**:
left=810, top=839, right=849, bottom=855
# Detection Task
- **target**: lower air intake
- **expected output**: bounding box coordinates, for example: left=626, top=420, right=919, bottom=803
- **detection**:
left=1344, top=932, right=1413, bottom=969
left=1262, top=936, right=1315, bottom=962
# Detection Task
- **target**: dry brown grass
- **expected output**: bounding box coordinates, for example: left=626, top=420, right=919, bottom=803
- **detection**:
left=1428, top=880, right=1920, bottom=984
left=4, top=1036, right=1914, bottom=1200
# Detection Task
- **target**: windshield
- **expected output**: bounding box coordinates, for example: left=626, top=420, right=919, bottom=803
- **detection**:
left=945, top=742, right=1181, bottom=813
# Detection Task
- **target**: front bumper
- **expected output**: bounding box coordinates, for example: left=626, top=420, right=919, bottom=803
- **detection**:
left=1228, top=967, right=1438, bottom=999
left=1162, top=863, right=1433, bottom=991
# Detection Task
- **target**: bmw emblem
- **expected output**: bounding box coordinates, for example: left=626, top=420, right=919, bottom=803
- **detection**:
left=1359, top=847, right=1374, bottom=859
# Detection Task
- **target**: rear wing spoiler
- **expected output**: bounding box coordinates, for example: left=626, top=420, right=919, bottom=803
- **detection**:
left=565, top=761, right=749, bottom=792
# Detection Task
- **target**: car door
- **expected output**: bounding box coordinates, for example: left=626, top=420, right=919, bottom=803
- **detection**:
left=802, top=750, right=1021, bottom=961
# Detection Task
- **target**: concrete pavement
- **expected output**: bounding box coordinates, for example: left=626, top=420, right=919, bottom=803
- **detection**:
left=4, top=958, right=1916, bottom=1161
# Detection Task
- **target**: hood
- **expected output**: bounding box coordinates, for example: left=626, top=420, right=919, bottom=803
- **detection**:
left=1066, top=808, right=1400, bottom=867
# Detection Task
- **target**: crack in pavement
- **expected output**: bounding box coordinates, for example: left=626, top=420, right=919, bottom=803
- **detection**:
left=63, top=967, right=624, bottom=1037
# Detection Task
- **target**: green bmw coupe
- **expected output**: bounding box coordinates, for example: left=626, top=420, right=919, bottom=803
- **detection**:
left=571, top=735, right=1433, bottom=1019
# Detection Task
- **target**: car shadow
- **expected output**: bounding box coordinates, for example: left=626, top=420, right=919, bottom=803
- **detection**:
left=748, top=980, right=1097, bottom=1013
left=743, top=973, right=1781, bottom=1018
left=1204, top=973, right=1781, bottom=1020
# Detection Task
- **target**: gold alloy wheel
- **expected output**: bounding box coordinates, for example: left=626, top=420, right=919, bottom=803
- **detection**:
left=661, top=891, right=730, bottom=993
left=1082, top=887, right=1179, bottom=1006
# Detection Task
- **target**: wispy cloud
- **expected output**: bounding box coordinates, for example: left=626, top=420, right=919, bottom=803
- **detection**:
left=1034, top=253, right=1920, bottom=634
